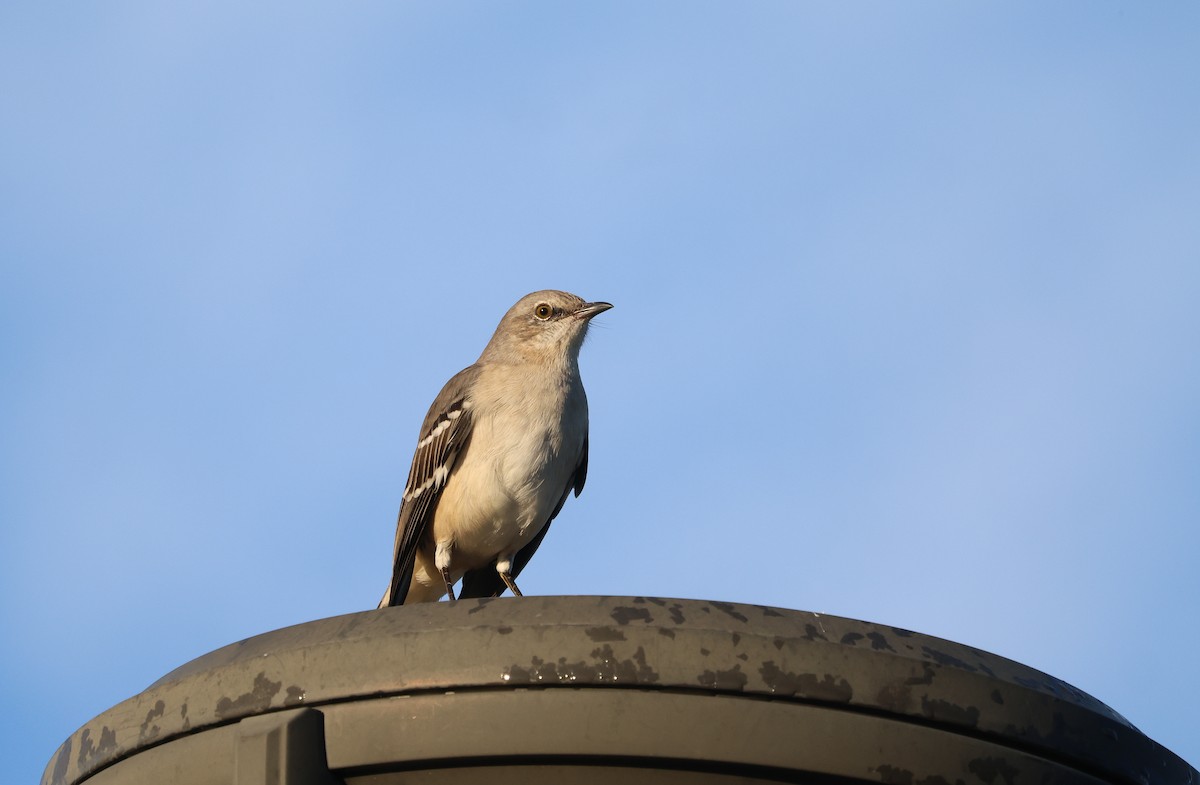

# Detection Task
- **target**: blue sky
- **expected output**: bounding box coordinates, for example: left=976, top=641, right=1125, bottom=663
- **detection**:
left=3, top=3, right=1198, bottom=781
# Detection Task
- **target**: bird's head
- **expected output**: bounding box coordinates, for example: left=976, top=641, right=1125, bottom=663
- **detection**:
left=482, top=290, right=612, bottom=365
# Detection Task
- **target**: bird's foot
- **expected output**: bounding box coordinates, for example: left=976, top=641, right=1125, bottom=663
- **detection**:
left=500, top=572, right=523, bottom=597
left=441, top=567, right=457, bottom=602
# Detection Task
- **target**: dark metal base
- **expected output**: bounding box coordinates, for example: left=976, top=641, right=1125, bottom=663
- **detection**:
left=43, top=597, right=1197, bottom=785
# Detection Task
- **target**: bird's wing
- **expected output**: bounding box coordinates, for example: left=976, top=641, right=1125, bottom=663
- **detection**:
left=572, top=432, right=589, bottom=498
left=458, top=433, right=589, bottom=599
left=384, top=366, right=479, bottom=607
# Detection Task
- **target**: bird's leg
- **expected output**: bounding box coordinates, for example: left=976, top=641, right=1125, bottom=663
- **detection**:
left=441, top=566, right=457, bottom=602
left=435, top=541, right=456, bottom=601
left=500, top=571, right=523, bottom=597
left=495, top=556, right=522, bottom=597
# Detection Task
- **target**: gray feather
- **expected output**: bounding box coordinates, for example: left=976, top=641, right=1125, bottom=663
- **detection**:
left=385, top=365, right=480, bottom=606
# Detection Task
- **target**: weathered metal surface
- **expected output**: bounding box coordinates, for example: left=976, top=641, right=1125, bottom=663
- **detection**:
left=42, top=596, right=1197, bottom=785
left=323, top=690, right=1111, bottom=785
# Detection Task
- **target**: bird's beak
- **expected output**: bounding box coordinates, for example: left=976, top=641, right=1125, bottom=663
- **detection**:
left=575, top=301, right=613, bottom=320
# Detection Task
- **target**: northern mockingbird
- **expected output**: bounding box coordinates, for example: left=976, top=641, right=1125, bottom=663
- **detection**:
left=379, top=290, right=612, bottom=606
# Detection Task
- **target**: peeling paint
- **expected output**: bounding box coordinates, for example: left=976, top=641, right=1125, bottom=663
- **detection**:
left=921, top=646, right=979, bottom=673
left=906, top=663, right=936, bottom=687
left=585, top=626, right=627, bottom=642
left=698, top=663, right=748, bottom=691
left=632, top=597, right=684, bottom=623
left=873, top=763, right=968, bottom=785
left=77, top=725, right=118, bottom=769
left=49, top=737, right=70, bottom=785
left=873, top=763, right=915, bottom=785
left=759, top=661, right=852, bottom=702
left=968, top=756, right=1020, bottom=785
left=610, top=605, right=653, bottom=625
left=877, top=682, right=913, bottom=713
left=139, top=699, right=166, bottom=743
left=709, top=601, right=749, bottom=623
left=503, top=644, right=659, bottom=685
left=867, top=632, right=896, bottom=652
left=215, top=672, right=282, bottom=719
left=1013, top=675, right=1046, bottom=692
left=921, top=695, right=981, bottom=727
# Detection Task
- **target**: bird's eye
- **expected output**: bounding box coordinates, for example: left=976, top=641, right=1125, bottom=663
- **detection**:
left=534, top=303, right=553, bottom=320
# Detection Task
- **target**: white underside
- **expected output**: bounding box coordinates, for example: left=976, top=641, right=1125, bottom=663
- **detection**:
left=406, top=360, right=587, bottom=601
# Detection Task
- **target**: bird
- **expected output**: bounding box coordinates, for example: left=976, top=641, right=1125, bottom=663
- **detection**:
left=379, top=290, right=612, bottom=607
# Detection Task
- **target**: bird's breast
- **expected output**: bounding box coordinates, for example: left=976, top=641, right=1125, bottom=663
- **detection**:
left=433, top=365, right=587, bottom=559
